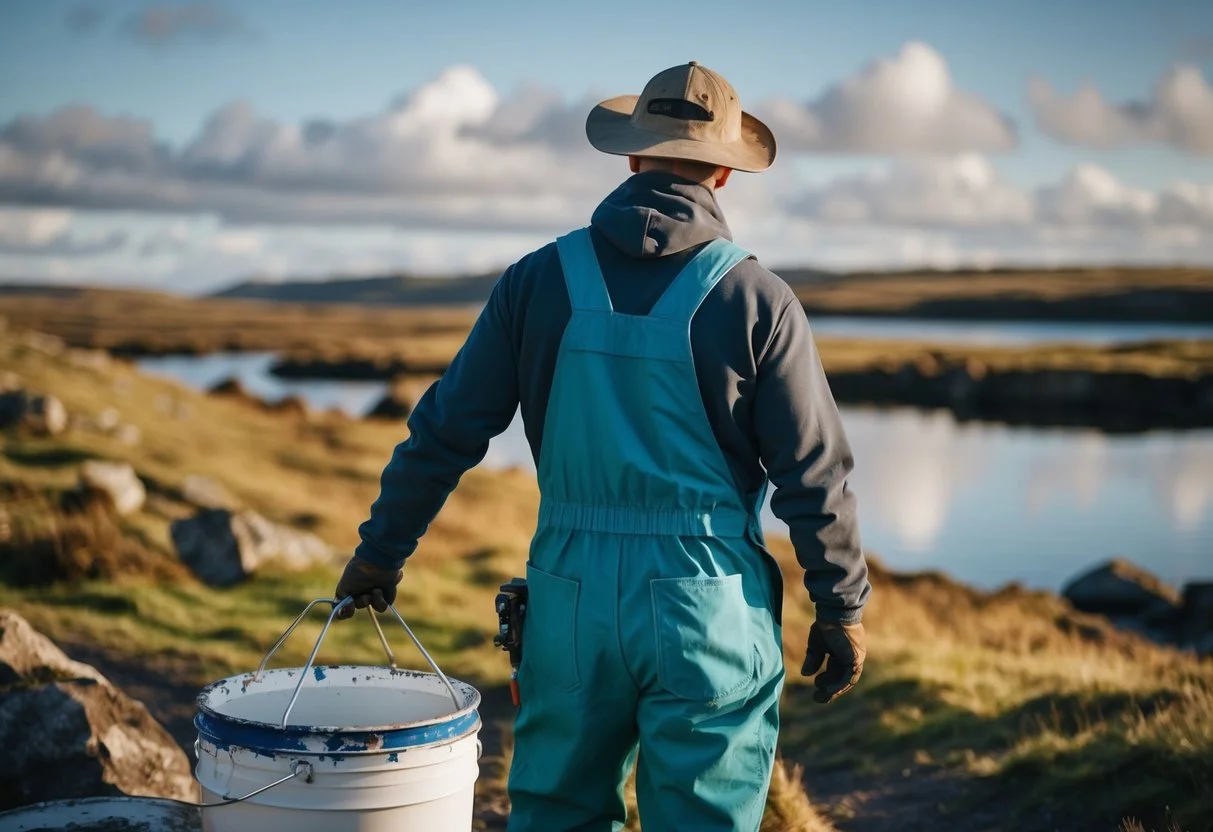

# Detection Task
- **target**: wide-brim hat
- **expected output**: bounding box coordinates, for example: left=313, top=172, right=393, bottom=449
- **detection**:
left=586, top=61, right=776, bottom=173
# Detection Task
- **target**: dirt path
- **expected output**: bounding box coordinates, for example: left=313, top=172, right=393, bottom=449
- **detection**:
left=56, top=641, right=1094, bottom=831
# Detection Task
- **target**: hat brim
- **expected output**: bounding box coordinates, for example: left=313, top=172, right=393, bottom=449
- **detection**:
left=586, top=95, right=776, bottom=173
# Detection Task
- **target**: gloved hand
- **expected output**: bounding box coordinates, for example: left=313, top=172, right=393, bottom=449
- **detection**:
left=801, top=620, right=866, bottom=704
left=334, top=556, right=403, bottom=620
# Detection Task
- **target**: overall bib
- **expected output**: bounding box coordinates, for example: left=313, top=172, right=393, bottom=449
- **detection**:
left=507, top=229, right=786, bottom=832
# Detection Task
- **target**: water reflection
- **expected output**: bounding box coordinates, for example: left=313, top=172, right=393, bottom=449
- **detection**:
left=138, top=352, right=388, bottom=417
left=821, top=410, right=1213, bottom=590
left=138, top=352, right=1213, bottom=591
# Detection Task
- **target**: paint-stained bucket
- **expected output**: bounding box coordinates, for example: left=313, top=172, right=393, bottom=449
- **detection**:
left=193, top=599, right=481, bottom=832
left=0, top=797, right=201, bottom=831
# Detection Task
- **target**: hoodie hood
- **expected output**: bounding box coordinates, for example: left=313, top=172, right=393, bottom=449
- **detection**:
left=590, top=171, right=732, bottom=259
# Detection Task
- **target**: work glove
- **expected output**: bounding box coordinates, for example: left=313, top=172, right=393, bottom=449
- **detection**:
left=801, top=620, right=866, bottom=704
left=334, top=556, right=403, bottom=620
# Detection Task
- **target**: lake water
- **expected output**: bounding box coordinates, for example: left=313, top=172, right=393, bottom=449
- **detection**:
left=138, top=328, right=1213, bottom=592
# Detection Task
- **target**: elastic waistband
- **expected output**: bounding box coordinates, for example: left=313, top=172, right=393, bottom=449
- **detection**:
left=537, top=501, right=751, bottom=537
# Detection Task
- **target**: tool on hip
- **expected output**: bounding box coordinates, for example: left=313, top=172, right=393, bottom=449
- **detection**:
left=492, top=577, right=528, bottom=707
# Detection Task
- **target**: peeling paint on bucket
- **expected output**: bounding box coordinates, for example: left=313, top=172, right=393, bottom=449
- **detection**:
left=0, top=797, right=201, bottom=831
left=194, top=666, right=481, bottom=832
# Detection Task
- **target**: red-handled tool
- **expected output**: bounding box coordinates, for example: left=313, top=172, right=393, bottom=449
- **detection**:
left=492, top=577, right=528, bottom=707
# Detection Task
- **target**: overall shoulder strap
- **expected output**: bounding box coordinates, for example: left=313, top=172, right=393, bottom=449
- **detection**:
left=555, top=228, right=613, bottom=313
left=648, top=238, right=751, bottom=323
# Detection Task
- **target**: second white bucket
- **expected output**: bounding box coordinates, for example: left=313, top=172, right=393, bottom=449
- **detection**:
left=193, top=598, right=482, bottom=832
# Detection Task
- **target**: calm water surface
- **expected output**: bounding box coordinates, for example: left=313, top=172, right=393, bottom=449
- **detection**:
left=139, top=343, right=1213, bottom=592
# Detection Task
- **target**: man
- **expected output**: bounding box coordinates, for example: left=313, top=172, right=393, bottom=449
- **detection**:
left=336, top=61, right=871, bottom=831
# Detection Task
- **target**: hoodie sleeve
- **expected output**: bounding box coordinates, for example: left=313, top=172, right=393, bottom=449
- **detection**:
left=754, top=296, right=871, bottom=624
left=354, top=272, right=520, bottom=569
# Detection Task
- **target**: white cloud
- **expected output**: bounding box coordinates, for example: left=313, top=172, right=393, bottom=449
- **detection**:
left=1029, top=65, right=1213, bottom=155
left=0, top=206, right=127, bottom=256
left=761, top=42, right=1017, bottom=154
left=211, top=229, right=262, bottom=255
left=789, top=154, right=1032, bottom=226
left=783, top=156, right=1213, bottom=234
left=0, top=66, right=617, bottom=232
left=1034, top=165, right=1157, bottom=226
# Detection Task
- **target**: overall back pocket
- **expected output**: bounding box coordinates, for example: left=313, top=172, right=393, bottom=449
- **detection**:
left=522, top=563, right=582, bottom=691
left=651, top=574, right=755, bottom=701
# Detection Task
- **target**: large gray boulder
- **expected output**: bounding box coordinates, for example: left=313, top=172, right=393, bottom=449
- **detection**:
left=171, top=509, right=332, bottom=586
left=0, top=611, right=196, bottom=810
left=1061, top=559, right=1181, bottom=617
left=79, top=461, right=147, bottom=516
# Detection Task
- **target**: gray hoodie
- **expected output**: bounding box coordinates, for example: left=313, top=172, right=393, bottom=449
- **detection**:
left=356, top=171, right=870, bottom=624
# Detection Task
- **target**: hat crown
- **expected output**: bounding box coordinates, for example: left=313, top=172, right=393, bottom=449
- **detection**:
left=631, top=62, right=742, bottom=144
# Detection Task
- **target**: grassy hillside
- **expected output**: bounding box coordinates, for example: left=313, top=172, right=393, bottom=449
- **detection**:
left=2, top=324, right=1210, bottom=831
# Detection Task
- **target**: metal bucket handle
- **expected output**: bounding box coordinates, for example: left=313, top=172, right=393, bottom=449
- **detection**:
left=254, top=597, right=462, bottom=727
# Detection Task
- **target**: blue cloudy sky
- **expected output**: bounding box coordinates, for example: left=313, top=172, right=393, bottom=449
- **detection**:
left=1, top=0, right=1211, bottom=291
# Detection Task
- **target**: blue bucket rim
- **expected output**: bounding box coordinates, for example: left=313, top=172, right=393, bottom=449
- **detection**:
left=195, top=665, right=481, bottom=754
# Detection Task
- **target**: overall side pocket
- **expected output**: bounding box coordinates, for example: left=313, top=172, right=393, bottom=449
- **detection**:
left=522, top=563, right=582, bottom=691
left=651, top=574, right=755, bottom=701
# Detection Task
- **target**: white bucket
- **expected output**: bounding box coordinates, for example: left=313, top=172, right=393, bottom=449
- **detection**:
left=0, top=796, right=200, bottom=830
left=193, top=600, right=482, bottom=832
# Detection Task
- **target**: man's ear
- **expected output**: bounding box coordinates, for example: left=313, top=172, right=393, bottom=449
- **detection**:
left=715, top=167, right=733, bottom=189
left=629, top=156, right=641, bottom=174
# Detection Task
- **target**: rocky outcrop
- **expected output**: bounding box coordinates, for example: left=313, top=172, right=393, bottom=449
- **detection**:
left=1062, top=560, right=1213, bottom=655
left=0, top=611, right=105, bottom=688
left=1062, top=559, right=1181, bottom=617
left=826, top=363, right=1213, bottom=432
left=170, top=509, right=332, bottom=586
left=0, top=610, right=196, bottom=810
left=0, top=391, right=68, bottom=435
left=79, top=461, right=147, bottom=516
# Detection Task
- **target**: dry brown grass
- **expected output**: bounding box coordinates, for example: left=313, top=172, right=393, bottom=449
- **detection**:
left=761, top=758, right=839, bottom=832
left=0, top=482, right=188, bottom=585
left=0, top=286, right=478, bottom=360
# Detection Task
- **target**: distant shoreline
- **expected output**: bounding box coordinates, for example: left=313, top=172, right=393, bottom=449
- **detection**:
left=3, top=283, right=1212, bottom=432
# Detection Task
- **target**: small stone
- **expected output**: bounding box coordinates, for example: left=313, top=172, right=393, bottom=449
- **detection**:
left=96, top=408, right=121, bottom=433
left=171, top=509, right=332, bottom=586
left=1, top=393, right=68, bottom=436
left=79, top=461, right=146, bottom=516
left=113, top=423, right=142, bottom=446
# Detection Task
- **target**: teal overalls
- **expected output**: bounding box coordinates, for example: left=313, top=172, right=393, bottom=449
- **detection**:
left=507, top=228, right=786, bottom=831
